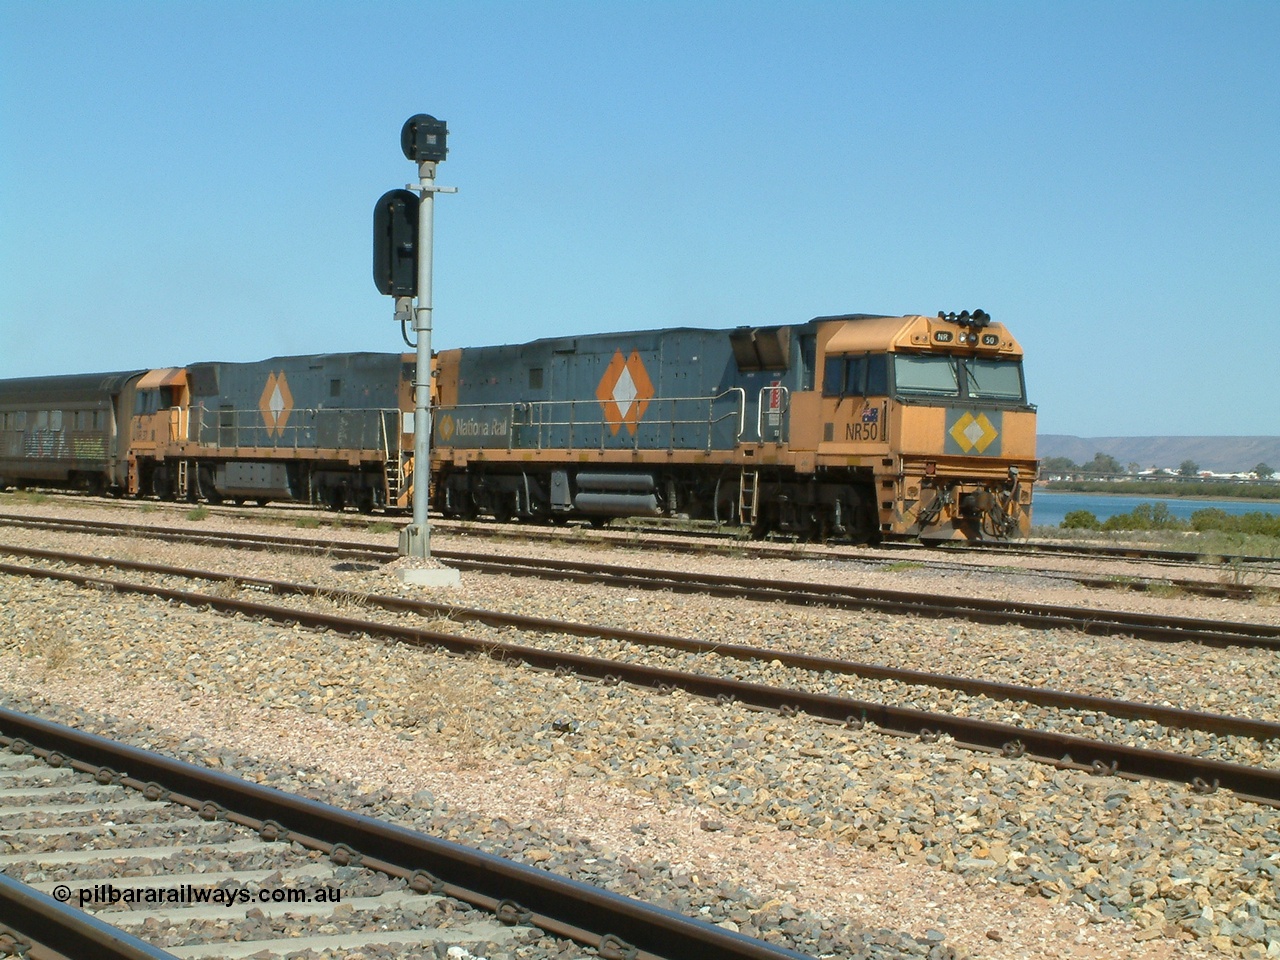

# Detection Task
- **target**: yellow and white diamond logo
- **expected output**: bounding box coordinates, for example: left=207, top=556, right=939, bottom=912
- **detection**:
left=949, top=412, right=998, bottom=453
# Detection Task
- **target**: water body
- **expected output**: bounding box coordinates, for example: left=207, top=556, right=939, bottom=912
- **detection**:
left=1031, top=489, right=1280, bottom=528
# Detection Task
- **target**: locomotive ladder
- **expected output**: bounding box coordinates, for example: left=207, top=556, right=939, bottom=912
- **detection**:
left=176, top=459, right=189, bottom=500
left=738, top=467, right=760, bottom=526
left=381, top=412, right=405, bottom=508
left=384, top=457, right=402, bottom=503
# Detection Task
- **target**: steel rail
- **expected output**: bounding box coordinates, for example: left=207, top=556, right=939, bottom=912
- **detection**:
left=0, top=512, right=392, bottom=560
left=13, top=496, right=1280, bottom=571
left=0, top=710, right=811, bottom=960
left=2, top=561, right=1277, bottom=805
left=438, top=552, right=1280, bottom=649
left=0, top=871, right=177, bottom=960
left=4, top=543, right=1278, bottom=744
left=3, top=513, right=1278, bottom=648
left=10, top=507, right=1280, bottom=585
left=936, top=536, right=1280, bottom=568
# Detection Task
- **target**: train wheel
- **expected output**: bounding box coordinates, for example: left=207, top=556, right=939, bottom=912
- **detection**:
left=152, top=470, right=174, bottom=501
left=814, top=511, right=831, bottom=544
left=197, top=468, right=223, bottom=505
left=356, top=488, right=375, bottom=514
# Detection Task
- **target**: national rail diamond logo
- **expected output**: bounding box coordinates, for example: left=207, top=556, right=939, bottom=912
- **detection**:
left=259, top=371, right=294, bottom=439
left=596, top=349, right=655, bottom=436
left=948, top=411, right=998, bottom=453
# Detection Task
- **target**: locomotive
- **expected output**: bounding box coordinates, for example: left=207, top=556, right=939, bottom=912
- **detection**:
left=0, top=311, right=1037, bottom=541
left=432, top=311, right=1036, bottom=541
left=0, top=354, right=411, bottom=514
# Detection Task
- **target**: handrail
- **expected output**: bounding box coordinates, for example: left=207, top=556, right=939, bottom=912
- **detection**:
left=438, top=389, right=747, bottom=452
left=756, top=384, right=790, bottom=442
left=186, top=406, right=403, bottom=452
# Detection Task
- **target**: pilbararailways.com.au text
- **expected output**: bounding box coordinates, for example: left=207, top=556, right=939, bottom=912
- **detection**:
left=55, top=882, right=342, bottom=907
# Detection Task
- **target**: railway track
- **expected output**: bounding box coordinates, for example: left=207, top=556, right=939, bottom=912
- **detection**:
left=2, top=553, right=1277, bottom=805
left=2, top=512, right=1278, bottom=650
left=4, top=542, right=1280, bottom=750
left=0, top=707, right=811, bottom=960
left=10, top=494, right=1280, bottom=589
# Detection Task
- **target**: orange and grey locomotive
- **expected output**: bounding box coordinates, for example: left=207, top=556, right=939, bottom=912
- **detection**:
left=430, top=311, right=1037, bottom=541
left=0, top=354, right=413, bottom=512
left=0, top=310, right=1037, bottom=541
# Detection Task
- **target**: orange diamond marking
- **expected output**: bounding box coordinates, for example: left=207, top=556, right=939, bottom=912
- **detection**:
left=258, top=371, right=294, bottom=439
left=596, top=350, right=655, bottom=436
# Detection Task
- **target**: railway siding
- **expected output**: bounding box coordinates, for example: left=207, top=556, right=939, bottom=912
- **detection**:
left=2, top=568, right=1275, bottom=958
left=4, top=546, right=1278, bottom=775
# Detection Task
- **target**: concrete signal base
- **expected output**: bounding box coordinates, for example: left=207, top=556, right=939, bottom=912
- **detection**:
left=396, top=565, right=462, bottom=588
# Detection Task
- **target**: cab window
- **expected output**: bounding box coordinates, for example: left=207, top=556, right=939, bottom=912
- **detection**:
left=823, top=354, right=888, bottom=397
left=865, top=355, right=888, bottom=395
left=134, top=390, right=161, bottom=415
left=893, top=356, right=960, bottom=396
left=964, top=358, right=1024, bottom=400
left=822, top=356, right=845, bottom=396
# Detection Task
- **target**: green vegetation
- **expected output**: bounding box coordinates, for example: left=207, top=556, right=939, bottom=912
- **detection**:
left=185, top=506, right=210, bottom=521
left=1049, top=506, right=1280, bottom=568
left=1059, top=503, right=1280, bottom=537
left=1041, top=450, right=1278, bottom=492
left=3, top=489, right=50, bottom=505
left=884, top=560, right=925, bottom=572
left=294, top=516, right=322, bottom=529
left=1189, top=509, right=1280, bottom=538
left=1043, top=479, right=1280, bottom=500
left=368, top=521, right=396, bottom=534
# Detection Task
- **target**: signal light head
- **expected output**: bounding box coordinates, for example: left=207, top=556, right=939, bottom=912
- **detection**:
left=401, top=114, right=448, bottom=164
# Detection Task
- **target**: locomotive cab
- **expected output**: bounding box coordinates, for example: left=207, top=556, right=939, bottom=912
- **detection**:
left=812, top=312, right=1037, bottom=540
left=127, top=368, right=192, bottom=498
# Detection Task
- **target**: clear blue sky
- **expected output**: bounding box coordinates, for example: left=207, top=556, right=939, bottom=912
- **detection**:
left=2, top=1, right=1277, bottom=437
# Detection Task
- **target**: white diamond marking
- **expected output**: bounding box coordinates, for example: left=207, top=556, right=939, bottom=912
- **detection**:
left=612, top=365, right=638, bottom=419
left=963, top=418, right=986, bottom=447
left=270, top=384, right=286, bottom=419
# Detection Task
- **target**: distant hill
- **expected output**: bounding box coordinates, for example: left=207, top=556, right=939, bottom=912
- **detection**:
left=1037, top=436, right=1280, bottom=474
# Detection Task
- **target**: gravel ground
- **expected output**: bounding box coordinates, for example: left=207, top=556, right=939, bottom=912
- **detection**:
left=1, top=501, right=1278, bottom=958
left=8, top=548, right=1278, bottom=773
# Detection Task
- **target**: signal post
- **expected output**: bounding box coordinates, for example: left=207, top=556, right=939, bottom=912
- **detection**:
left=373, top=114, right=460, bottom=587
